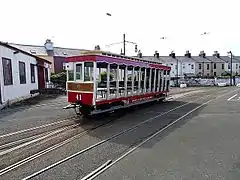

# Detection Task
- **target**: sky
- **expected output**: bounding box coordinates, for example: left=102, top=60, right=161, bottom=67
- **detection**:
left=0, top=0, right=239, bottom=56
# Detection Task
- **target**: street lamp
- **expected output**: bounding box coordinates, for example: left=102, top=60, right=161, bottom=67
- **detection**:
left=227, top=51, right=233, bottom=86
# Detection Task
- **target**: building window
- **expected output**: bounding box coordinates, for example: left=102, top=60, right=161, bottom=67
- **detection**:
left=207, top=64, right=210, bottom=70
left=214, top=72, right=216, bottom=76
left=222, top=64, right=224, bottom=70
left=214, top=63, right=216, bottom=69
left=228, top=63, right=230, bottom=69
left=19, top=61, right=26, bottom=84
left=236, top=64, right=238, bottom=69
left=175, top=65, right=177, bottom=69
left=207, top=73, right=209, bottom=76
left=2, top=58, right=13, bottom=85
left=30, top=64, right=35, bottom=83
left=198, top=64, right=202, bottom=69
left=45, top=68, right=49, bottom=82
left=191, top=64, right=194, bottom=69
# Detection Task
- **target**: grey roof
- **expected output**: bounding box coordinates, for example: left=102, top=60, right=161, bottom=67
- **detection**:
left=191, top=56, right=211, bottom=63
left=176, top=56, right=196, bottom=63
left=9, top=43, right=88, bottom=57
left=206, top=56, right=227, bottom=63
left=233, top=56, right=240, bottom=63
left=0, top=41, right=51, bottom=64
left=141, top=56, right=164, bottom=64
left=159, top=56, right=178, bottom=63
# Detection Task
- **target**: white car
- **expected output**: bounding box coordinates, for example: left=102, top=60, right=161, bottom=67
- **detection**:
left=218, top=83, right=227, bottom=87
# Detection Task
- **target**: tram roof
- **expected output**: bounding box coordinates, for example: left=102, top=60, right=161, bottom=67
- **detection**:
left=66, top=50, right=171, bottom=70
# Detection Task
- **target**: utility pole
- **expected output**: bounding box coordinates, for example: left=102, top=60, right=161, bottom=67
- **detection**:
left=228, top=51, right=233, bottom=86
left=123, top=34, right=126, bottom=55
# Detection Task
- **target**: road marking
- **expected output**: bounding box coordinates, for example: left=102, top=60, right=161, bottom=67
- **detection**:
left=227, top=94, right=238, bottom=101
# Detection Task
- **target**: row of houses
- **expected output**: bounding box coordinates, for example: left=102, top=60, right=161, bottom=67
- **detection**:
left=1, top=39, right=239, bottom=107
left=141, top=51, right=240, bottom=78
left=0, top=42, right=51, bottom=106
left=10, top=39, right=240, bottom=79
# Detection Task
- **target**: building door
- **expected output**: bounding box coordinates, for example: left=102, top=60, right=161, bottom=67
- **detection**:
left=38, top=66, right=45, bottom=89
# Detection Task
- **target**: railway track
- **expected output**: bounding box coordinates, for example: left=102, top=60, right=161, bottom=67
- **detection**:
left=0, top=88, right=233, bottom=179
left=19, top=88, right=237, bottom=180
left=0, top=90, right=215, bottom=178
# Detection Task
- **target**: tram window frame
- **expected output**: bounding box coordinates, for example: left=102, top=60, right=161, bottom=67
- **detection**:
left=75, top=63, right=83, bottom=81
left=84, top=62, right=94, bottom=81
left=67, top=70, right=74, bottom=81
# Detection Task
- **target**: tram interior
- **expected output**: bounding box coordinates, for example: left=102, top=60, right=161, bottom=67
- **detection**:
left=67, top=62, right=170, bottom=101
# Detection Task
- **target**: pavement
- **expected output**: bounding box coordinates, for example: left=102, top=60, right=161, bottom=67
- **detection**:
left=0, top=87, right=239, bottom=180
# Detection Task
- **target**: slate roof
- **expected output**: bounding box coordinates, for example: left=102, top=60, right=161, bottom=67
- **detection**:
left=141, top=56, right=164, bottom=64
left=175, top=56, right=196, bottom=63
left=206, top=56, right=227, bottom=63
left=191, top=56, right=211, bottom=63
left=9, top=43, right=88, bottom=57
left=0, top=41, right=51, bottom=64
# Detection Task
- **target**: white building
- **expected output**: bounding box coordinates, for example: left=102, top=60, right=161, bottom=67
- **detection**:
left=0, top=42, right=51, bottom=106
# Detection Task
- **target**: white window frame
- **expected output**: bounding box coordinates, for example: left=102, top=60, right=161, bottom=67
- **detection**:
left=75, top=62, right=84, bottom=82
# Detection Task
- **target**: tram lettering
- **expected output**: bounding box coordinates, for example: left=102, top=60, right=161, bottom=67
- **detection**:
left=67, top=83, right=94, bottom=92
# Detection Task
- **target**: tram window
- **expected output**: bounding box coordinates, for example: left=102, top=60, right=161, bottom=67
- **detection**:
left=68, top=70, right=74, bottom=81
left=76, top=64, right=83, bottom=80
left=84, top=62, right=94, bottom=81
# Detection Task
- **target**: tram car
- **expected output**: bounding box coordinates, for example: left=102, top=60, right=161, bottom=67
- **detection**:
left=64, top=51, right=171, bottom=118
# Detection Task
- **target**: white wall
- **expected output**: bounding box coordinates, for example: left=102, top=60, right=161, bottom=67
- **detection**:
left=0, top=45, right=38, bottom=104
left=224, top=62, right=240, bottom=74
left=180, top=62, right=195, bottom=76
left=164, top=61, right=196, bottom=78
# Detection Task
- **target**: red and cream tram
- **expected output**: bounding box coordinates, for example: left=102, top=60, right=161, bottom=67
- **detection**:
left=64, top=51, right=171, bottom=117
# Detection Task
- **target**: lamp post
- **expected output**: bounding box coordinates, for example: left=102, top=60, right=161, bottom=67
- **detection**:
left=228, top=51, right=233, bottom=86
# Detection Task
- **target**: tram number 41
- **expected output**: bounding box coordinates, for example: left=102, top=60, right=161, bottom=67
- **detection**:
left=76, top=94, right=82, bottom=101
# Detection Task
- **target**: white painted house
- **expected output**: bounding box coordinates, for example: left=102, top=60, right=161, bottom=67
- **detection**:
left=0, top=42, right=51, bottom=106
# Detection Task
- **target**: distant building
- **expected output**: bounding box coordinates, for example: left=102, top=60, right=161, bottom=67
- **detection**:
left=0, top=41, right=51, bottom=105
left=140, top=50, right=240, bottom=78
left=10, top=40, right=88, bottom=73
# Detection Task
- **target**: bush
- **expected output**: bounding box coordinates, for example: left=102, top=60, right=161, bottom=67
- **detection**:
left=50, top=71, right=67, bottom=85
left=100, top=71, right=114, bottom=81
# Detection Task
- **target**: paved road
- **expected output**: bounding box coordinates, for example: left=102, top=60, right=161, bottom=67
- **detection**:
left=0, top=87, right=236, bottom=180
left=93, top=87, right=240, bottom=180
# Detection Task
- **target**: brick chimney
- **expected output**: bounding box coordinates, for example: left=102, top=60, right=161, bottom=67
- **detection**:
left=154, top=50, right=159, bottom=58
left=213, top=51, right=220, bottom=58
left=199, top=50, right=206, bottom=58
left=44, top=39, right=54, bottom=56
left=169, top=51, right=175, bottom=58
left=185, top=50, right=191, bottom=58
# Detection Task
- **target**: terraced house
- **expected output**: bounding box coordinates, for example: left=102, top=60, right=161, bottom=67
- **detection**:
left=141, top=50, right=240, bottom=78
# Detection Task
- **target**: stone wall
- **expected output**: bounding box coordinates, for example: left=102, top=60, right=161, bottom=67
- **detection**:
left=171, top=77, right=240, bottom=86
